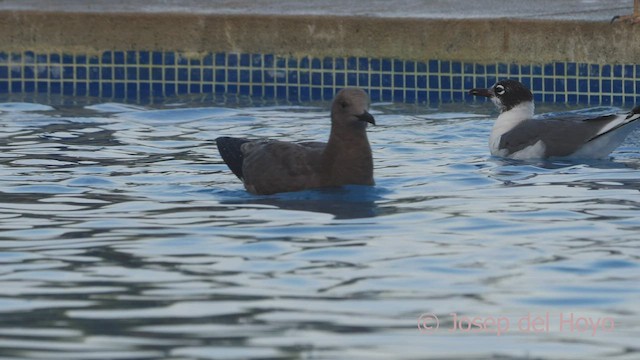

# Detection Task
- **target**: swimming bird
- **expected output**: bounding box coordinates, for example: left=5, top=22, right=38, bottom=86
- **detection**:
left=469, top=79, right=640, bottom=160
left=216, top=88, right=376, bottom=195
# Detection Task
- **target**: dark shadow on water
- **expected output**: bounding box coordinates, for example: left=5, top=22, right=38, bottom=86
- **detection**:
left=215, top=185, right=389, bottom=220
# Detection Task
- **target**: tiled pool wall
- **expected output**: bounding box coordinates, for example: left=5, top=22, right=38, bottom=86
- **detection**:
left=1, top=50, right=640, bottom=105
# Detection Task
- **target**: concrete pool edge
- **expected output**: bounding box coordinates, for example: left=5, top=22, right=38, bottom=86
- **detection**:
left=1, top=10, right=640, bottom=64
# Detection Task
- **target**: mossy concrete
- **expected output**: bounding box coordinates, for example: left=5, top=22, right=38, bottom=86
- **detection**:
left=1, top=10, right=639, bottom=64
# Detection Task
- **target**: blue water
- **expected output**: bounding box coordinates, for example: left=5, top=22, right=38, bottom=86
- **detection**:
left=0, top=96, right=639, bottom=359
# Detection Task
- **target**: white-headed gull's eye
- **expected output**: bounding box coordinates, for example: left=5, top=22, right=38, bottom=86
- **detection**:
left=495, top=84, right=506, bottom=95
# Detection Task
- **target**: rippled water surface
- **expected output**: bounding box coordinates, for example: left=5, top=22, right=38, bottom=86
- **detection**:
left=1, top=95, right=639, bottom=359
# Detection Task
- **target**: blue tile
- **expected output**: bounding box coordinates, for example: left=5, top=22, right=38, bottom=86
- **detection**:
left=89, top=83, right=99, bottom=97
left=114, top=51, right=125, bottom=65
left=287, top=70, right=297, bottom=84
left=543, top=94, right=553, bottom=102
left=358, top=57, right=369, bottom=71
left=394, top=89, right=404, bottom=102
left=474, top=63, right=485, bottom=75
left=300, top=71, right=311, bottom=85
left=177, top=55, right=188, bottom=66
left=37, top=81, right=48, bottom=93
left=152, top=51, right=163, bottom=65
left=566, top=63, right=576, bottom=76
left=624, top=64, right=634, bottom=78
left=299, top=57, right=309, bottom=69
left=417, top=90, right=427, bottom=102
left=612, top=95, right=623, bottom=105
left=509, top=63, right=519, bottom=75
left=452, top=61, right=461, bottom=74
left=428, top=91, right=439, bottom=102
left=347, top=57, right=357, bottom=70
left=428, top=75, right=438, bottom=89
left=126, top=51, right=137, bottom=64
left=613, top=79, right=622, bottom=93
left=215, top=69, right=226, bottom=82
left=625, top=80, right=634, bottom=93
left=202, top=54, right=213, bottom=66
left=177, top=83, right=188, bottom=94
left=416, top=61, right=426, bottom=73
left=358, top=73, right=368, bottom=86
left=178, top=68, right=189, bottom=82
left=139, top=83, right=150, bottom=97
left=613, top=65, right=623, bottom=78
left=24, top=81, right=35, bottom=92
left=440, top=76, right=451, bottom=89
left=532, top=77, right=543, bottom=92
left=227, top=53, right=238, bottom=67
left=440, top=61, right=451, bottom=73
left=226, top=69, right=237, bottom=83
left=578, top=63, right=589, bottom=77
left=189, top=84, right=200, bottom=93
left=589, top=79, right=600, bottom=92
left=323, top=87, right=334, bottom=100
left=311, top=87, right=321, bottom=100
left=370, top=58, right=380, bottom=71
left=138, top=51, right=150, bottom=65
left=405, top=74, right=415, bottom=88
left=202, top=68, right=213, bottom=82
left=394, top=74, right=404, bottom=87
left=531, top=65, right=542, bottom=76
left=543, top=64, right=553, bottom=76
left=554, top=62, right=565, bottom=75
left=417, top=75, right=427, bottom=88
left=139, top=68, right=150, bottom=80
left=164, top=68, right=176, bottom=82
left=578, top=79, right=588, bottom=93
left=544, top=78, right=554, bottom=91
left=114, top=67, right=125, bottom=80
left=347, top=73, right=357, bottom=86
left=252, top=69, right=262, bottom=83
left=239, top=53, right=250, bottom=67
left=76, top=82, right=87, bottom=96
left=323, top=57, right=333, bottom=70
left=101, top=67, right=113, bottom=80
left=452, top=76, right=462, bottom=90
left=101, top=83, right=112, bottom=97
left=368, top=89, right=380, bottom=102
left=311, top=58, right=321, bottom=70
left=276, top=57, right=286, bottom=69
left=114, top=83, right=125, bottom=97
left=382, top=59, right=392, bottom=72
left=371, top=74, right=380, bottom=87
left=152, top=68, right=163, bottom=81
left=589, top=64, right=599, bottom=77
left=429, top=60, right=439, bottom=73
left=311, top=72, right=321, bottom=86
left=485, top=64, right=496, bottom=75
left=300, top=87, right=310, bottom=101
left=601, top=64, right=611, bottom=77
left=567, top=94, right=577, bottom=103
left=165, top=83, right=176, bottom=96
left=602, top=79, right=612, bottom=93
left=394, top=59, right=404, bottom=72
left=555, top=78, right=565, bottom=92
left=202, top=84, right=213, bottom=93
left=62, top=53, right=73, bottom=64
left=554, top=94, right=565, bottom=103
left=150, top=83, right=164, bottom=97
left=215, top=53, right=226, bottom=66
left=382, top=74, right=392, bottom=87
left=566, top=78, right=577, bottom=92
left=190, top=68, right=201, bottom=82
left=323, top=72, right=333, bottom=86
left=127, top=83, right=137, bottom=98
left=287, top=57, right=298, bottom=69
left=0, top=66, right=8, bottom=79
left=263, top=54, right=274, bottom=68
left=497, top=63, right=508, bottom=75
left=382, top=89, right=392, bottom=102
left=24, top=67, right=35, bottom=79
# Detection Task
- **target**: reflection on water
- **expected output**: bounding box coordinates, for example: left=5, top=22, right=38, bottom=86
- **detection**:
left=0, top=96, right=639, bottom=359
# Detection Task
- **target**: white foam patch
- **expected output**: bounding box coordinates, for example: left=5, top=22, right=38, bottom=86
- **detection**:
left=85, top=103, right=148, bottom=113
left=0, top=103, right=54, bottom=112
left=115, top=107, right=239, bottom=125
